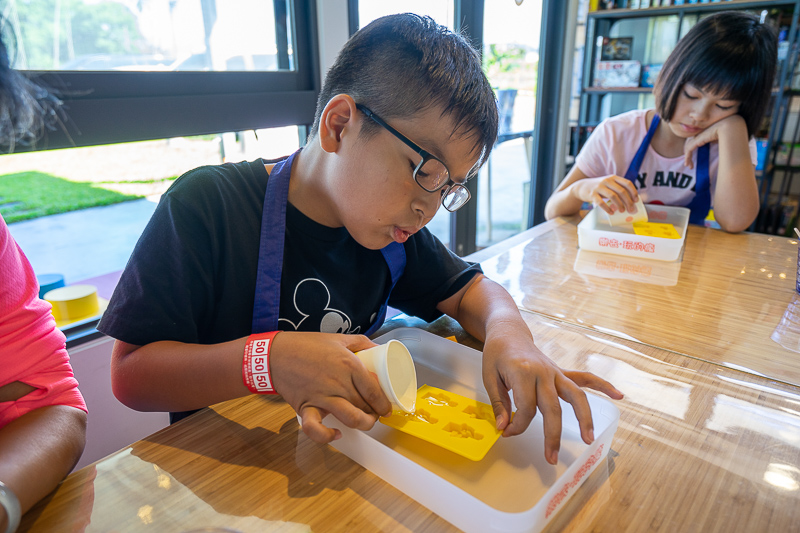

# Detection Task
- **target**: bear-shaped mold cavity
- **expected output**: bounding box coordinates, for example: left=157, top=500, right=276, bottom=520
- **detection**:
left=443, top=422, right=484, bottom=440
left=411, top=408, right=438, bottom=424
left=423, top=392, right=458, bottom=407
left=462, top=404, right=494, bottom=423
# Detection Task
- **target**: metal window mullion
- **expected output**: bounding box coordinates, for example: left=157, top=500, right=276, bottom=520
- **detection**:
left=452, top=0, right=484, bottom=256
left=528, top=0, right=570, bottom=228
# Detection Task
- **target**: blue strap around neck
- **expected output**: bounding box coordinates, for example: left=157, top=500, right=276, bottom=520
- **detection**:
left=251, top=151, right=295, bottom=333
left=685, top=144, right=711, bottom=225
left=624, top=113, right=711, bottom=224
left=251, top=150, right=406, bottom=334
left=365, top=241, right=406, bottom=336
left=624, top=114, right=660, bottom=183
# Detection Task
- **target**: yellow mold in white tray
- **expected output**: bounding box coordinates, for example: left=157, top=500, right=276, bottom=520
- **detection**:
left=578, top=204, right=689, bottom=261
left=632, top=221, right=681, bottom=239
left=380, top=384, right=502, bottom=461
left=324, top=328, right=621, bottom=533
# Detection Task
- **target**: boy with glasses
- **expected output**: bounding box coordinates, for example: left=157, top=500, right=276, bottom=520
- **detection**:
left=100, top=13, right=622, bottom=465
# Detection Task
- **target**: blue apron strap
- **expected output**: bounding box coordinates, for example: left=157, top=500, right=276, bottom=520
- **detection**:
left=251, top=151, right=297, bottom=333
left=625, top=113, right=711, bottom=224
left=365, top=242, right=407, bottom=337
left=252, top=149, right=407, bottom=335
left=624, top=114, right=660, bottom=183
left=686, top=143, right=711, bottom=225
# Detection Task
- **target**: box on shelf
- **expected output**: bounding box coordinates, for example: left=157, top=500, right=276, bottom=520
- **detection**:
left=325, top=328, right=621, bottom=533
left=577, top=204, right=690, bottom=262
left=600, top=37, right=633, bottom=61
left=640, top=63, right=662, bottom=87
left=756, top=138, right=768, bottom=171
left=593, top=60, right=641, bottom=88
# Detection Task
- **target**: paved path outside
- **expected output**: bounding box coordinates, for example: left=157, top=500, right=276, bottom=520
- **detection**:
left=9, top=197, right=158, bottom=284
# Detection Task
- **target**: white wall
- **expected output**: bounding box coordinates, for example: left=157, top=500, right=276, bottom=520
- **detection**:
left=69, top=336, right=169, bottom=471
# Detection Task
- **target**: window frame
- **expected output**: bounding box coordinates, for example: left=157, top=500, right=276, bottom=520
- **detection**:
left=17, top=0, right=320, bottom=152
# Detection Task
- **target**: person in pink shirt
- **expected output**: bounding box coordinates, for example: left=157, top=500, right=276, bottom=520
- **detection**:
left=0, top=28, right=86, bottom=532
left=545, top=12, right=777, bottom=233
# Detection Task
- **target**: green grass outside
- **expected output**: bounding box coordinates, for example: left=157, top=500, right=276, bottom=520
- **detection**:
left=0, top=171, right=142, bottom=223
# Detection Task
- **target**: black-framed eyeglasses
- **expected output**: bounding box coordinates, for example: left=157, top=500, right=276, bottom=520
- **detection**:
left=356, top=103, right=471, bottom=212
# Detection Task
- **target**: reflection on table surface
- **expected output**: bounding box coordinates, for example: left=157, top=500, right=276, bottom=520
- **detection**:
left=477, top=216, right=800, bottom=387
left=19, top=314, right=800, bottom=533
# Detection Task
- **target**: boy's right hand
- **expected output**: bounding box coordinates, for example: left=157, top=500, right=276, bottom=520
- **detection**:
left=570, top=175, right=639, bottom=215
left=269, top=332, right=393, bottom=443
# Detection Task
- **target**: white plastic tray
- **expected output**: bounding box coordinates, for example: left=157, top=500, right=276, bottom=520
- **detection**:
left=325, top=328, right=620, bottom=533
left=577, top=204, right=690, bottom=261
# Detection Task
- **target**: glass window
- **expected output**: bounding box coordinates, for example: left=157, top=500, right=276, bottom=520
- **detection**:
left=357, top=1, right=453, bottom=29
left=3, top=127, right=300, bottom=283
left=479, top=0, right=543, bottom=248
left=5, top=0, right=294, bottom=72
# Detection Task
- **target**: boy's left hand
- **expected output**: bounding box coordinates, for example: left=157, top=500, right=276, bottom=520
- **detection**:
left=481, top=332, right=624, bottom=465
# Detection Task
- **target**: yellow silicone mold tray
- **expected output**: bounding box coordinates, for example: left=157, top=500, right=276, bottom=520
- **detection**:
left=632, top=221, right=681, bottom=239
left=380, top=384, right=502, bottom=461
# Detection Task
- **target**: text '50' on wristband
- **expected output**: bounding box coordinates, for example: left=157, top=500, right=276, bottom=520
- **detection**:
left=242, top=331, right=281, bottom=395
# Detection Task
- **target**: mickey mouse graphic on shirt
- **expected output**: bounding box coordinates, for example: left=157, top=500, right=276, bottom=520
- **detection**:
left=279, top=278, right=366, bottom=334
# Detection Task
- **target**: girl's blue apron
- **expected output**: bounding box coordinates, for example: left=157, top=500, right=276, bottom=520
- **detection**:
left=624, top=114, right=711, bottom=225
left=251, top=150, right=406, bottom=336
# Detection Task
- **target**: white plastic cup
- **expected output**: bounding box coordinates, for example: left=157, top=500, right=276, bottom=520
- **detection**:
left=601, top=195, right=647, bottom=226
left=355, top=340, right=417, bottom=413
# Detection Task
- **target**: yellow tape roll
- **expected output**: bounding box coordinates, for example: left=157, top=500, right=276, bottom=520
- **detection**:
left=44, top=285, right=100, bottom=322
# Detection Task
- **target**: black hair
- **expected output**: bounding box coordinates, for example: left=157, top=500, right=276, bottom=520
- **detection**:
left=0, top=18, right=63, bottom=153
left=310, top=13, right=498, bottom=168
left=654, top=11, right=778, bottom=138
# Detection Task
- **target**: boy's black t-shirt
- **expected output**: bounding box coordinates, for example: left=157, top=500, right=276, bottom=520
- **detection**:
left=98, top=158, right=481, bottom=348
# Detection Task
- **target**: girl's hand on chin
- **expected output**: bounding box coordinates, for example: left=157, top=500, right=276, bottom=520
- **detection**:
left=683, top=114, right=747, bottom=168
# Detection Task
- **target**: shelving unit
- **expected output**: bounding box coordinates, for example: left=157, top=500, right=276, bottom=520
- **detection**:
left=577, top=0, right=800, bottom=235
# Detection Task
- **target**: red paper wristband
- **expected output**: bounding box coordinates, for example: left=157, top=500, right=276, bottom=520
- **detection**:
left=242, top=331, right=281, bottom=395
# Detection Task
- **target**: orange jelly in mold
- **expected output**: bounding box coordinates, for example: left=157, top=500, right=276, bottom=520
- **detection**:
left=380, top=384, right=503, bottom=461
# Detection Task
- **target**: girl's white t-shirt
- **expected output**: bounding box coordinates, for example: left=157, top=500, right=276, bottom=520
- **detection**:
left=575, top=109, right=757, bottom=207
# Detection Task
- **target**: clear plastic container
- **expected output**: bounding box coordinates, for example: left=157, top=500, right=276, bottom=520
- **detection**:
left=577, top=205, right=690, bottom=262
left=324, top=328, right=620, bottom=533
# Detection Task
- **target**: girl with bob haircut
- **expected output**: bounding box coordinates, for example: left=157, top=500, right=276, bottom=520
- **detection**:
left=545, top=11, right=778, bottom=233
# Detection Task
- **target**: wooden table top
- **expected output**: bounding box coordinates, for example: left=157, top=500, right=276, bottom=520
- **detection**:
left=19, top=312, right=800, bottom=532
left=476, top=216, right=800, bottom=387
left=17, top=218, right=800, bottom=532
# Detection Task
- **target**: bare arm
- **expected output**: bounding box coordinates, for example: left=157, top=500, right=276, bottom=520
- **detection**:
left=111, top=333, right=390, bottom=444
left=683, top=114, right=759, bottom=233
left=0, top=405, right=86, bottom=517
left=545, top=165, right=639, bottom=220
left=111, top=338, right=252, bottom=413
left=438, top=274, right=623, bottom=464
